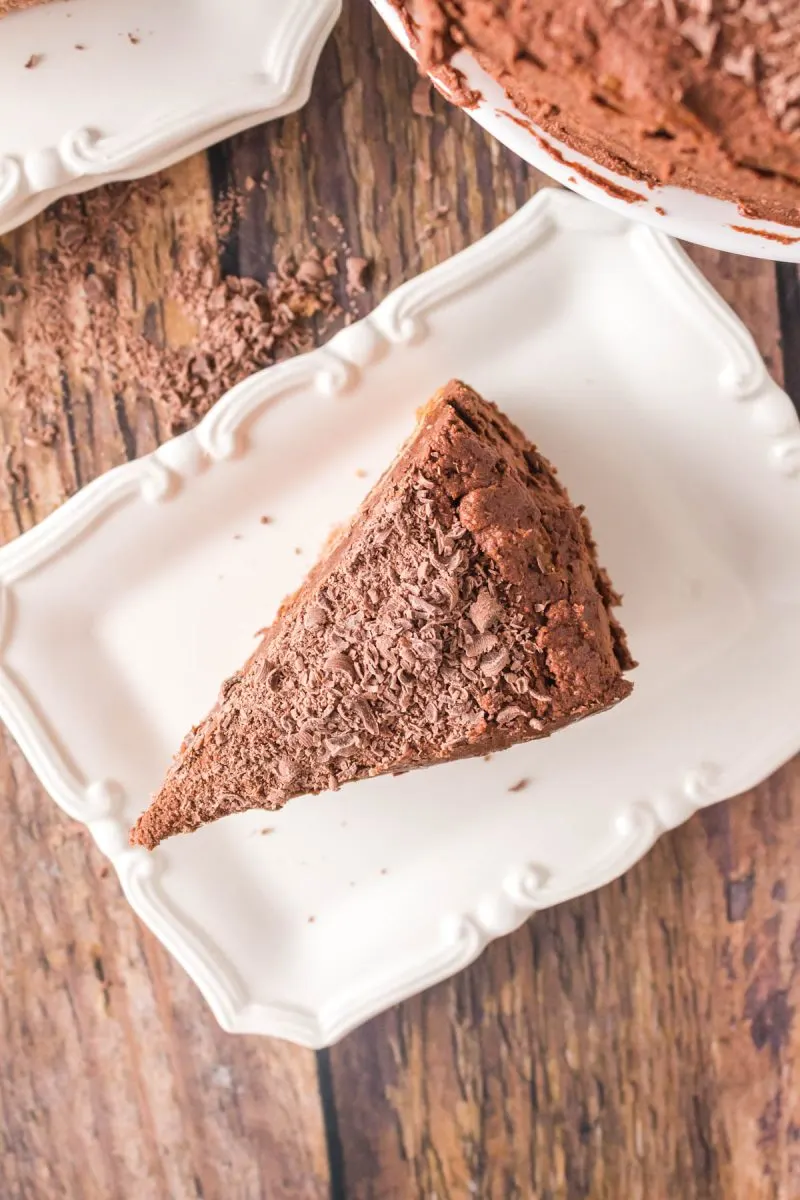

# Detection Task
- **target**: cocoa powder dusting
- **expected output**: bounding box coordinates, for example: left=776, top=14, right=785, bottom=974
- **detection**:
left=0, top=178, right=347, bottom=444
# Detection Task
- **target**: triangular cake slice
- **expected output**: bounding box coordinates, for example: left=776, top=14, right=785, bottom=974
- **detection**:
left=132, top=381, right=634, bottom=849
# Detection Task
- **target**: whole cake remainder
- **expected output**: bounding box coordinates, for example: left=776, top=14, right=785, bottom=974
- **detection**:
left=400, top=1, right=800, bottom=227
left=131, top=381, right=634, bottom=849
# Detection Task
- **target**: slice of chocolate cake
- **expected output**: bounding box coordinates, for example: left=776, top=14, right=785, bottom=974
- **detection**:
left=132, top=381, right=634, bottom=849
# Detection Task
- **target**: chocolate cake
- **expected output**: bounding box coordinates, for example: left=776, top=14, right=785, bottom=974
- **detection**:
left=400, top=1, right=800, bottom=227
left=131, top=381, right=634, bottom=849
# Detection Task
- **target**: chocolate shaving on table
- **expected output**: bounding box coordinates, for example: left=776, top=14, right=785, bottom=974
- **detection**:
left=0, top=178, right=356, bottom=447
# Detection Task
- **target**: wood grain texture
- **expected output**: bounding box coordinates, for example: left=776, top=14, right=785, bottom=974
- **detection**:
left=328, top=764, right=800, bottom=1200
left=0, top=2, right=798, bottom=1198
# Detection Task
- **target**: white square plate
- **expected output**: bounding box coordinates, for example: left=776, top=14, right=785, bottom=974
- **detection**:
left=2, top=190, right=799, bottom=1047
left=0, top=0, right=340, bottom=233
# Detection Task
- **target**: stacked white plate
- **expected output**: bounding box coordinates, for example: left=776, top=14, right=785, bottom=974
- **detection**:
left=0, top=0, right=341, bottom=233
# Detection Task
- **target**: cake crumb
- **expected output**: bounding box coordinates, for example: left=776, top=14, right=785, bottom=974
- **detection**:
left=74, top=43, right=86, bottom=50
left=128, top=33, right=140, bottom=45
left=260, top=515, right=273, bottom=525
left=346, top=255, right=370, bottom=296
left=380, top=868, right=388, bottom=875
left=260, top=827, right=274, bottom=836
left=355, top=468, right=368, bottom=478
left=420, top=204, right=451, bottom=241
left=655, top=205, right=667, bottom=215
left=307, top=916, right=316, bottom=924
left=24, top=53, right=42, bottom=69
left=244, top=176, right=257, bottom=192
left=294, top=547, right=303, bottom=555
left=508, top=778, right=530, bottom=793
left=483, top=754, right=494, bottom=763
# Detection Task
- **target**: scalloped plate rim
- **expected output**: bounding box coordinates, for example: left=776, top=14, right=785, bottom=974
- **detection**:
left=1, top=189, right=799, bottom=1048
left=0, top=0, right=341, bottom=236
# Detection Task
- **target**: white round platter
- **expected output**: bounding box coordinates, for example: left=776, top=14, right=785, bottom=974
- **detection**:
left=371, top=0, right=800, bottom=263
left=0, top=189, right=799, bottom=1047
left=0, top=0, right=340, bottom=235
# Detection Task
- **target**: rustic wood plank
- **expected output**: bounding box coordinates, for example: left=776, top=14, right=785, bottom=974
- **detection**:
left=0, top=728, right=330, bottom=1200
left=328, top=762, right=800, bottom=1200
left=776, top=262, right=800, bottom=414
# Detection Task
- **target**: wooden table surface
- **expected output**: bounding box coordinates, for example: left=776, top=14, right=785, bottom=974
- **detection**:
left=1, top=4, right=799, bottom=1198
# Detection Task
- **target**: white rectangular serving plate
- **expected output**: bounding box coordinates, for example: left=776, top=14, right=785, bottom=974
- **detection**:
left=0, top=0, right=340, bottom=233
left=1, top=190, right=799, bottom=1046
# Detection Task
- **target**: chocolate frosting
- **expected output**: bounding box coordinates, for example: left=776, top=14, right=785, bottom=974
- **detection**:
left=403, top=0, right=800, bottom=226
left=132, top=381, right=634, bottom=849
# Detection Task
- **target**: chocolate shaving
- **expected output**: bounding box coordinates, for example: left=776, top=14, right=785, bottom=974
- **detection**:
left=679, top=17, right=719, bottom=60
left=303, top=606, right=329, bottom=631
left=722, top=44, right=757, bottom=87
left=496, top=705, right=526, bottom=725
left=353, top=698, right=380, bottom=736
left=325, top=651, right=357, bottom=680
left=0, top=179, right=346, bottom=446
left=469, top=589, right=502, bottom=633
left=464, top=632, right=498, bottom=658
left=345, top=256, right=370, bottom=295
left=480, top=646, right=510, bottom=677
